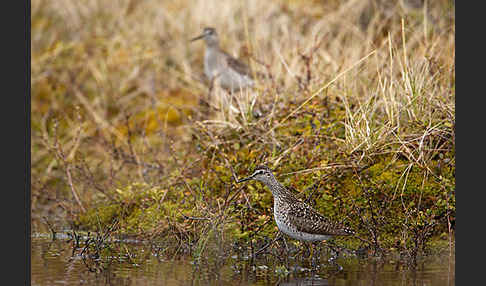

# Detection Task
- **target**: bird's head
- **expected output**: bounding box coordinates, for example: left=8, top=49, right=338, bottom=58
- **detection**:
left=237, top=165, right=275, bottom=185
left=191, top=27, right=219, bottom=47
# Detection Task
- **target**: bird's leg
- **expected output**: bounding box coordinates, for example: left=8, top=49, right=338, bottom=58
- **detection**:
left=205, top=76, right=221, bottom=112
left=326, top=239, right=339, bottom=260
left=208, top=76, right=215, bottom=98
left=302, top=241, right=313, bottom=264
left=281, top=235, right=290, bottom=255
left=252, top=232, right=282, bottom=258
left=226, top=89, right=237, bottom=113
left=310, top=242, right=317, bottom=269
left=309, top=241, right=324, bottom=270
left=325, top=239, right=343, bottom=271
left=278, top=234, right=290, bottom=269
left=312, top=241, right=322, bottom=269
left=279, top=234, right=289, bottom=254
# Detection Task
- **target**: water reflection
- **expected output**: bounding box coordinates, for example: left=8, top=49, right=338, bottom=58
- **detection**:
left=277, top=276, right=330, bottom=286
left=31, top=235, right=454, bottom=286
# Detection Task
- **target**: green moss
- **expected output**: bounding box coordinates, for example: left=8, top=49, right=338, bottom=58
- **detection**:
left=77, top=203, right=122, bottom=230
left=75, top=110, right=454, bottom=260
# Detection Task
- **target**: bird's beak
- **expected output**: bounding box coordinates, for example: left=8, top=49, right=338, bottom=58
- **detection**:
left=190, top=34, right=205, bottom=42
left=236, top=175, right=254, bottom=183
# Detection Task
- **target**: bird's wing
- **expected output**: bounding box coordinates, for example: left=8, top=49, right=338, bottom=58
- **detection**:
left=288, top=201, right=354, bottom=236
left=223, top=52, right=253, bottom=78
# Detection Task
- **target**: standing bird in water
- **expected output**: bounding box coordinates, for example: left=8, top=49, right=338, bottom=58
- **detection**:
left=237, top=165, right=354, bottom=265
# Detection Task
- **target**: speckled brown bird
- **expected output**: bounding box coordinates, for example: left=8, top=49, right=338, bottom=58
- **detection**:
left=237, top=165, right=354, bottom=242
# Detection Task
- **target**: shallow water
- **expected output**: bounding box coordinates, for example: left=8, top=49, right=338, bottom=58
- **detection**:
left=31, top=234, right=454, bottom=286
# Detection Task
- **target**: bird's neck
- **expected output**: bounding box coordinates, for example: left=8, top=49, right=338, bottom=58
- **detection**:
left=205, top=39, right=220, bottom=50
left=264, top=178, right=296, bottom=201
left=204, top=43, right=221, bottom=59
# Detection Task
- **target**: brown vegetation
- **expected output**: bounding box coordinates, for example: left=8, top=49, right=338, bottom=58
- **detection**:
left=32, top=0, right=455, bottom=266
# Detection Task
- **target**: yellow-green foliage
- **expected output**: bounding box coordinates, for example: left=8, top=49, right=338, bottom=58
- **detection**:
left=32, top=0, right=454, bottom=259
left=77, top=183, right=180, bottom=234
left=77, top=203, right=123, bottom=231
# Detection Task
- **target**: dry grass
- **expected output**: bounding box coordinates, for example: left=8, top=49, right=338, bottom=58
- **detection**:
left=31, top=0, right=455, bottom=258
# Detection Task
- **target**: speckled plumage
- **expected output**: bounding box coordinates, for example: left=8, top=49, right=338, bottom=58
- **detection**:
left=238, top=165, right=354, bottom=242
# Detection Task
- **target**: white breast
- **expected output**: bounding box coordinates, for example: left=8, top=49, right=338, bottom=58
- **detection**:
left=204, top=49, right=220, bottom=80
left=274, top=209, right=333, bottom=242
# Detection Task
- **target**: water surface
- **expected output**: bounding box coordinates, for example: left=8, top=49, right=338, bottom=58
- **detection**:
left=31, top=235, right=454, bottom=286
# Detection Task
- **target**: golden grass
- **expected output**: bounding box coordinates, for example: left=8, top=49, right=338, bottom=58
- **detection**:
left=31, top=0, right=455, bottom=237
